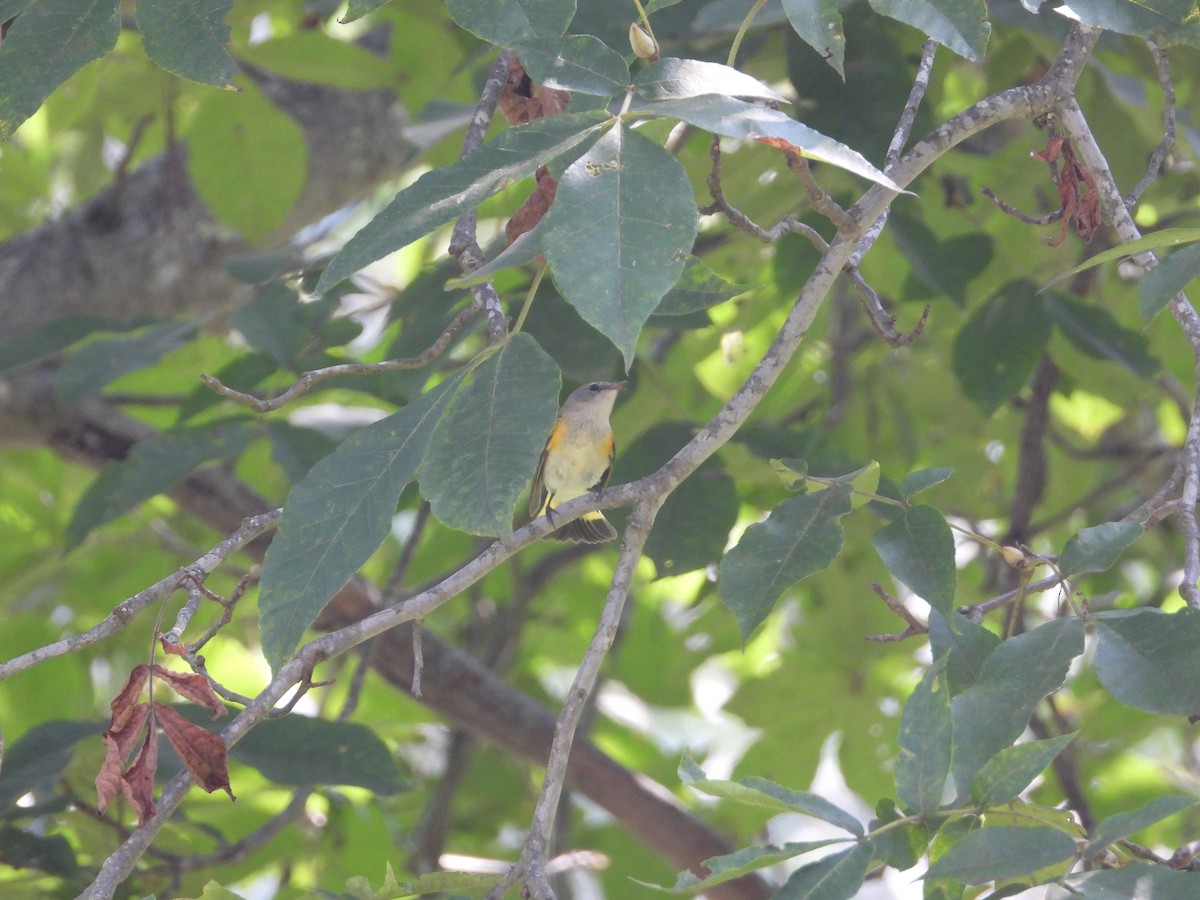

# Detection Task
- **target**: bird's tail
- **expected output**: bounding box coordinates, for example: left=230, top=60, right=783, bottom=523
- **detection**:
left=551, top=511, right=617, bottom=544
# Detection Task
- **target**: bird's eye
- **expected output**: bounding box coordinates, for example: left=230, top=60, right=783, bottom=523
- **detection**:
left=588, top=383, right=601, bottom=392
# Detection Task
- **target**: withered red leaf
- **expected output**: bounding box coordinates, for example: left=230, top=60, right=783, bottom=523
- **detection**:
left=96, top=733, right=129, bottom=813
left=506, top=165, right=558, bottom=243
left=152, top=665, right=227, bottom=719
left=121, top=725, right=159, bottom=827
left=153, top=702, right=235, bottom=798
left=108, top=664, right=151, bottom=732
left=499, top=54, right=570, bottom=126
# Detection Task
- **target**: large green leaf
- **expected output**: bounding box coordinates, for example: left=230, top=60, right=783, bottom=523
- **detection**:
left=446, top=0, right=575, bottom=44
left=1052, top=865, right=1200, bottom=898
left=890, top=212, right=993, bottom=306
left=420, top=334, right=561, bottom=537
left=65, top=420, right=255, bottom=549
left=969, top=734, right=1075, bottom=807
left=638, top=94, right=903, bottom=191
left=237, top=32, right=398, bottom=90
left=1056, top=0, right=1200, bottom=45
left=872, top=505, right=956, bottom=619
left=54, top=321, right=198, bottom=402
left=783, top=0, right=846, bottom=78
left=925, top=826, right=1075, bottom=884
left=0, top=0, right=120, bottom=139
left=135, top=0, right=237, bottom=88
left=868, top=0, right=991, bottom=60
left=187, top=83, right=308, bottom=242
left=512, top=35, right=630, bottom=95
left=632, top=57, right=784, bottom=102
left=315, top=110, right=611, bottom=294
left=952, top=280, right=1051, bottom=415
left=652, top=256, right=752, bottom=316
left=679, top=754, right=864, bottom=834
left=774, top=841, right=873, bottom=900
left=543, top=122, right=698, bottom=367
left=1059, top=521, right=1142, bottom=576
left=1084, top=795, right=1200, bottom=857
left=1093, top=608, right=1200, bottom=716
left=0, top=720, right=102, bottom=813
left=717, top=483, right=854, bottom=640
left=1044, top=293, right=1159, bottom=378
left=1139, top=242, right=1200, bottom=321
left=950, top=618, right=1084, bottom=794
left=647, top=841, right=846, bottom=893
left=896, top=665, right=952, bottom=815
left=257, top=375, right=464, bottom=671
left=0, top=315, right=156, bottom=377
left=928, top=610, right=1000, bottom=694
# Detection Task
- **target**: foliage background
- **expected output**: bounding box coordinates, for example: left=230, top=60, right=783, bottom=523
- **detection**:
left=1, top=0, right=1200, bottom=898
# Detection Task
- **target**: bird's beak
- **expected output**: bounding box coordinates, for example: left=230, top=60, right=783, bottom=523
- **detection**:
left=606, top=381, right=628, bottom=392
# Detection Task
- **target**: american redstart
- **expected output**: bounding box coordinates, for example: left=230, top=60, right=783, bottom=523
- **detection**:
left=528, top=380, right=626, bottom=543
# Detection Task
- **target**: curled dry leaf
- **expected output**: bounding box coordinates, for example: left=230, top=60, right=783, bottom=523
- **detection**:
left=152, top=664, right=227, bottom=718
left=1032, top=135, right=1100, bottom=247
left=499, top=54, right=570, bottom=126
left=153, top=702, right=235, bottom=798
left=506, top=165, right=558, bottom=243
left=96, top=702, right=150, bottom=813
left=121, top=727, right=159, bottom=827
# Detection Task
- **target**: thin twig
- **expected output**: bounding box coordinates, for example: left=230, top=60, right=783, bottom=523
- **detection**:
left=784, top=151, right=854, bottom=232
left=1125, top=41, right=1175, bottom=209
left=202, top=303, right=481, bottom=412
left=981, top=185, right=1065, bottom=225
left=865, top=582, right=928, bottom=642
left=0, top=512, right=279, bottom=682
left=449, top=51, right=514, bottom=343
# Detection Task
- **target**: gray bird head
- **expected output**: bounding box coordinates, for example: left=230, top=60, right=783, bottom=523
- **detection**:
left=562, top=380, right=626, bottom=417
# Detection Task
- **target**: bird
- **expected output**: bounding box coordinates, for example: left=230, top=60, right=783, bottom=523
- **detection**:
left=528, top=380, right=626, bottom=543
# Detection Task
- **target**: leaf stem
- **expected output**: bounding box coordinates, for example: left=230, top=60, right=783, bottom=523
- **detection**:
left=511, top=263, right=546, bottom=336
left=727, top=0, right=770, bottom=67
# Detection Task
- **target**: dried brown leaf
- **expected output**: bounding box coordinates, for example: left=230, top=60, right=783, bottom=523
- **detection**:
left=152, top=664, right=226, bottom=719
left=108, top=664, right=151, bottom=732
left=506, top=165, right=557, bottom=243
left=499, top=54, right=570, bottom=126
left=153, top=702, right=235, bottom=798
left=96, top=700, right=151, bottom=812
left=121, top=725, right=159, bottom=827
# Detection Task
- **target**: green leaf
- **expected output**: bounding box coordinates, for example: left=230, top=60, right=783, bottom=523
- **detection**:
left=0, top=720, right=101, bottom=813
left=1085, top=795, right=1200, bottom=857
left=339, top=0, right=391, bottom=23
left=632, top=57, right=785, bottom=102
left=950, top=619, right=1084, bottom=794
left=952, top=280, right=1052, bottom=415
left=135, top=0, right=237, bottom=88
left=257, top=376, right=464, bottom=671
left=1044, top=293, right=1159, bottom=378
left=639, top=94, right=903, bottom=191
left=230, top=282, right=338, bottom=368
left=872, top=505, right=956, bottom=619
left=316, top=110, right=611, bottom=295
left=232, top=716, right=407, bottom=793
left=783, top=0, right=846, bottom=78
left=1059, top=520, right=1142, bottom=576
left=446, top=0, right=574, bottom=44
left=1139, top=242, right=1200, bottom=320
left=775, top=841, right=873, bottom=900
left=896, top=665, right=952, bottom=815
left=679, top=754, right=864, bottom=835
left=512, top=35, right=630, bottom=96
left=718, top=483, right=854, bottom=639
left=928, top=610, right=1000, bottom=694
left=969, top=735, right=1075, bottom=807
left=0, top=826, right=78, bottom=878
left=924, top=826, right=1075, bottom=884
left=645, top=841, right=845, bottom=892
left=0, top=0, right=120, bottom=139
left=899, top=467, right=954, bottom=499
left=652, top=256, right=753, bottom=316
left=187, top=82, right=308, bottom=242
left=65, top=420, right=255, bottom=549
left=54, top=320, right=198, bottom=402
left=1056, top=0, right=1200, bottom=45
left=1093, top=608, right=1200, bottom=716
left=867, top=0, right=991, bottom=60
left=1043, top=227, right=1200, bottom=289
left=237, top=32, right=398, bottom=89
left=420, top=334, right=561, bottom=537
left=1053, top=865, right=1200, bottom=898
left=0, top=315, right=156, bottom=377
left=543, top=122, right=698, bottom=367
left=869, top=799, right=927, bottom=870
left=890, top=213, right=994, bottom=306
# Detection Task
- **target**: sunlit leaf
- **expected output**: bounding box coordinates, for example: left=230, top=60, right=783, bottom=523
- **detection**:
left=718, top=483, right=854, bottom=639
left=783, top=0, right=846, bottom=77
left=447, top=0, right=574, bottom=44
left=513, top=35, right=630, bottom=95
left=632, top=57, right=784, bottom=102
